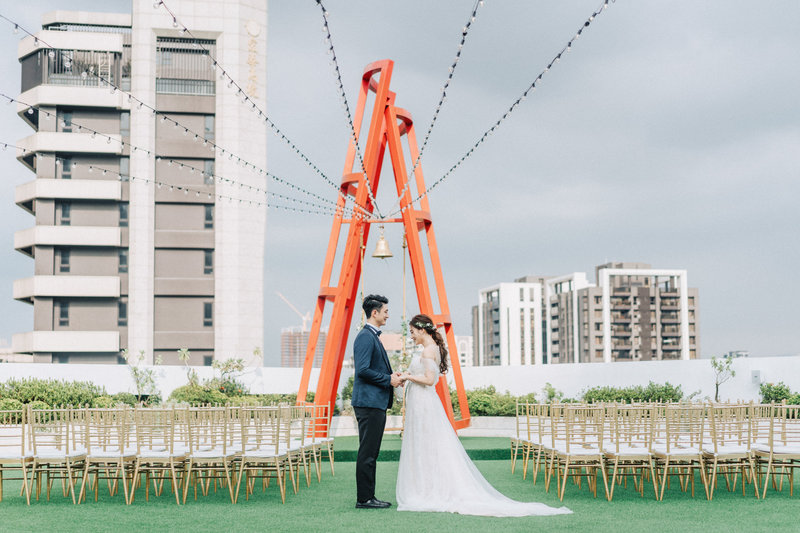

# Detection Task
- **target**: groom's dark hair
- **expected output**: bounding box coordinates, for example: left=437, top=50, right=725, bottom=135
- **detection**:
left=363, top=294, right=388, bottom=319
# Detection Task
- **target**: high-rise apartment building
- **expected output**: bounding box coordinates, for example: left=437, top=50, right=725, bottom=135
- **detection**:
left=474, top=281, right=543, bottom=366
left=12, top=2, right=267, bottom=365
left=473, top=262, right=700, bottom=365
left=280, top=328, right=326, bottom=368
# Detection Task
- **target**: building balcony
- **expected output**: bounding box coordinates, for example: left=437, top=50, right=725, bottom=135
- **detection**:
left=19, top=30, right=123, bottom=61
left=15, top=226, right=121, bottom=256
left=14, top=275, right=120, bottom=303
left=612, top=327, right=632, bottom=336
left=154, top=278, right=215, bottom=296
left=611, top=314, right=630, bottom=323
left=18, top=85, right=129, bottom=114
left=661, top=317, right=680, bottom=324
left=13, top=330, right=119, bottom=354
left=17, top=132, right=124, bottom=158
left=16, top=179, right=122, bottom=214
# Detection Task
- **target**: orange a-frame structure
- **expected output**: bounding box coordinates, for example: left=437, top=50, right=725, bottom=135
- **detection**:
left=296, top=59, right=470, bottom=434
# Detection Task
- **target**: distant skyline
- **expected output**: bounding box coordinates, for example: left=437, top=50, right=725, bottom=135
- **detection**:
left=0, top=1, right=798, bottom=365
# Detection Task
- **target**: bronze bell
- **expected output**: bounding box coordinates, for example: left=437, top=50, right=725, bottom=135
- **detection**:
left=372, top=225, right=393, bottom=259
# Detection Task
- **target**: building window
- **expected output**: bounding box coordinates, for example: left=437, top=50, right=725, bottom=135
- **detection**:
left=204, top=204, right=214, bottom=229
left=59, top=249, right=70, bottom=273
left=119, top=157, right=130, bottom=181
left=118, top=300, right=128, bottom=326
left=60, top=110, right=73, bottom=133
left=203, top=302, right=213, bottom=327
left=118, top=249, right=128, bottom=273
left=61, top=157, right=72, bottom=179
left=204, top=250, right=213, bottom=275
left=120, top=111, right=130, bottom=138
left=204, top=115, right=215, bottom=141
left=119, top=203, right=128, bottom=227
left=203, top=355, right=213, bottom=366
left=58, top=301, right=69, bottom=326
left=59, top=202, right=71, bottom=226
left=204, top=159, right=215, bottom=185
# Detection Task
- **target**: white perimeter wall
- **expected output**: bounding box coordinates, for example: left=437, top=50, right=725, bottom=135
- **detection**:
left=1, top=356, right=799, bottom=402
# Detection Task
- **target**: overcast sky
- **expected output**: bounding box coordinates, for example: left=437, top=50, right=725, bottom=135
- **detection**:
left=0, top=1, right=798, bottom=365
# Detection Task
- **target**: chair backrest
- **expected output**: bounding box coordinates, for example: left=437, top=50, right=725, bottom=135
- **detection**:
left=609, top=404, right=653, bottom=452
left=84, top=407, right=131, bottom=454
left=301, top=403, right=330, bottom=444
left=769, top=404, right=800, bottom=448
left=0, top=406, right=27, bottom=457
left=186, top=406, right=229, bottom=453
left=563, top=405, right=604, bottom=452
left=661, top=404, right=705, bottom=452
left=707, top=404, right=751, bottom=452
left=29, top=405, right=83, bottom=456
left=134, top=406, right=181, bottom=454
left=239, top=406, right=283, bottom=455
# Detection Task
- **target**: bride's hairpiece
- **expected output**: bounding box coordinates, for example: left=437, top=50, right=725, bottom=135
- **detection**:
left=411, top=320, right=434, bottom=330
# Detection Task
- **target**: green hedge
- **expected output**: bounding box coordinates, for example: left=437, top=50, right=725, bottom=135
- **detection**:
left=0, top=378, right=106, bottom=407
left=760, top=382, right=800, bottom=404
left=582, top=382, right=684, bottom=404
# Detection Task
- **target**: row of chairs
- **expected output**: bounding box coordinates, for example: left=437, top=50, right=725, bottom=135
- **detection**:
left=511, top=402, right=800, bottom=501
left=0, top=404, right=335, bottom=505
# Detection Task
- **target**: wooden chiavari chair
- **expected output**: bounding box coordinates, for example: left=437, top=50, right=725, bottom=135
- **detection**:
left=234, top=406, right=290, bottom=503
left=753, top=403, right=800, bottom=499
left=0, top=405, right=32, bottom=504
left=129, top=406, right=187, bottom=505
left=652, top=404, right=709, bottom=500
left=702, top=403, right=758, bottom=499
left=603, top=404, right=658, bottom=500
left=548, top=405, right=610, bottom=501
left=78, top=407, right=136, bottom=503
left=510, top=399, right=523, bottom=475
left=182, top=406, right=238, bottom=504
left=29, top=405, right=87, bottom=504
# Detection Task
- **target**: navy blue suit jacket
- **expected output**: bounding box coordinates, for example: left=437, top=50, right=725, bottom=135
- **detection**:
left=351, top=326, right=394, bottom=410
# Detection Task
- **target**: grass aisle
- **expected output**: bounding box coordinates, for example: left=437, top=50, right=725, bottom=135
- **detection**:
left=0, top=455, right=795, bottom=532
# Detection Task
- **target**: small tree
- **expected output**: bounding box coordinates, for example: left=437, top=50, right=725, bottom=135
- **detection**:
left=177, top=348, right=199, bottom=386
left=711, top=355, right=737, bottom=402
left=122, top=349, right=160, bottom=402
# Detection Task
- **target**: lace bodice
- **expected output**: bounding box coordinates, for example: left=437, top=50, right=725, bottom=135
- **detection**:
left=407, top=349, right=441, bottom=388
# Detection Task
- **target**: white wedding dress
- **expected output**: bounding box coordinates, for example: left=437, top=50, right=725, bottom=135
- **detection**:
left=396, top=350, right=572, bottom=517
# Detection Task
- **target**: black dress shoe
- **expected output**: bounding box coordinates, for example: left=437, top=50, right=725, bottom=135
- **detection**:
left=356, top=498, right=392, bottom=509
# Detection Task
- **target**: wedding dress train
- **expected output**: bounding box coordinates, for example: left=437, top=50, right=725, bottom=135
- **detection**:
left=396, top=352, right=572, bottom=517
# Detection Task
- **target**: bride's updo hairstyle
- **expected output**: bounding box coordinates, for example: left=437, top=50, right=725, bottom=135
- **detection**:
left=409, top=314, right=449, bottom=374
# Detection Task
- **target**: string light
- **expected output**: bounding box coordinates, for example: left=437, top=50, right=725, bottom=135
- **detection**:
left=0, top=14, right=373, bottom=220
left=316, top=0, right=382, bottom=218
left=381, top=0, right=484, bottom=218
left=1, top=92, right=359, bottom=218
left=390, top=0, right=614, bottom=217
left=151, top=1, right=368, bottom=217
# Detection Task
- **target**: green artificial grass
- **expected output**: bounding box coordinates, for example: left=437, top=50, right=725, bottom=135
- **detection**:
left=335, top=435, right=509, bottom=460
left=0, top=453, right=796, bottom=533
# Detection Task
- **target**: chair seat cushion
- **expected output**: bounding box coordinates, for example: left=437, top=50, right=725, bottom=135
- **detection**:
left=702, top=444, right=749, bottom=456
left=88, top=447, right=137, bottom=459
left=752, top=443, right=800, bottom=455
left=34, top=448, right=87, bottom=460
left=603, top=445, right=651, bottom=457
left=189, top=448, right=237, bottom=459
left=652, top=444, right=702, bottom=456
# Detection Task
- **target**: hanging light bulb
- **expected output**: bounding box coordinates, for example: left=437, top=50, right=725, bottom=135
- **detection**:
left=372, top=225, right=393, bottom=259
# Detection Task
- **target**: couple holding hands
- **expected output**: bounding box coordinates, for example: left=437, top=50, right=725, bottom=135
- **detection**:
left=351, top=294, right=571, bottom=517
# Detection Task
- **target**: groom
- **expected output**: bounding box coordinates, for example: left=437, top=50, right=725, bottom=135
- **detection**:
left=351, top=294, right=403, bottom=509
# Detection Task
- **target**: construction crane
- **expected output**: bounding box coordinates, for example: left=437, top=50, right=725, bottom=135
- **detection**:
left=276, top=292, right=311, bottom=332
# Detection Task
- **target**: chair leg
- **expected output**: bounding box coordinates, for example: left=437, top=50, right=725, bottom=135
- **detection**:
left=608, top=459, right=619, bottom=501
left=182, top=460, right=193, bottom=504
left=708, top=458, right=718, bottom=500
left=559, top=459, right=570, bottom=501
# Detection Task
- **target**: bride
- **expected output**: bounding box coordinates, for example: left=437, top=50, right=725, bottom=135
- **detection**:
left=395, top=314, right=571, bottom=517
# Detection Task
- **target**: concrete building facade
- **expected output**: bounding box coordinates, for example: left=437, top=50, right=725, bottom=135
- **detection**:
left=473, top=262, right=700, bottom=366
left=12, top=1, right=267, bottom=365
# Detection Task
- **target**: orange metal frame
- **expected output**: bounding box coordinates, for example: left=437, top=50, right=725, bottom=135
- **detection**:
left=297, top=59, right=470, bottom=434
